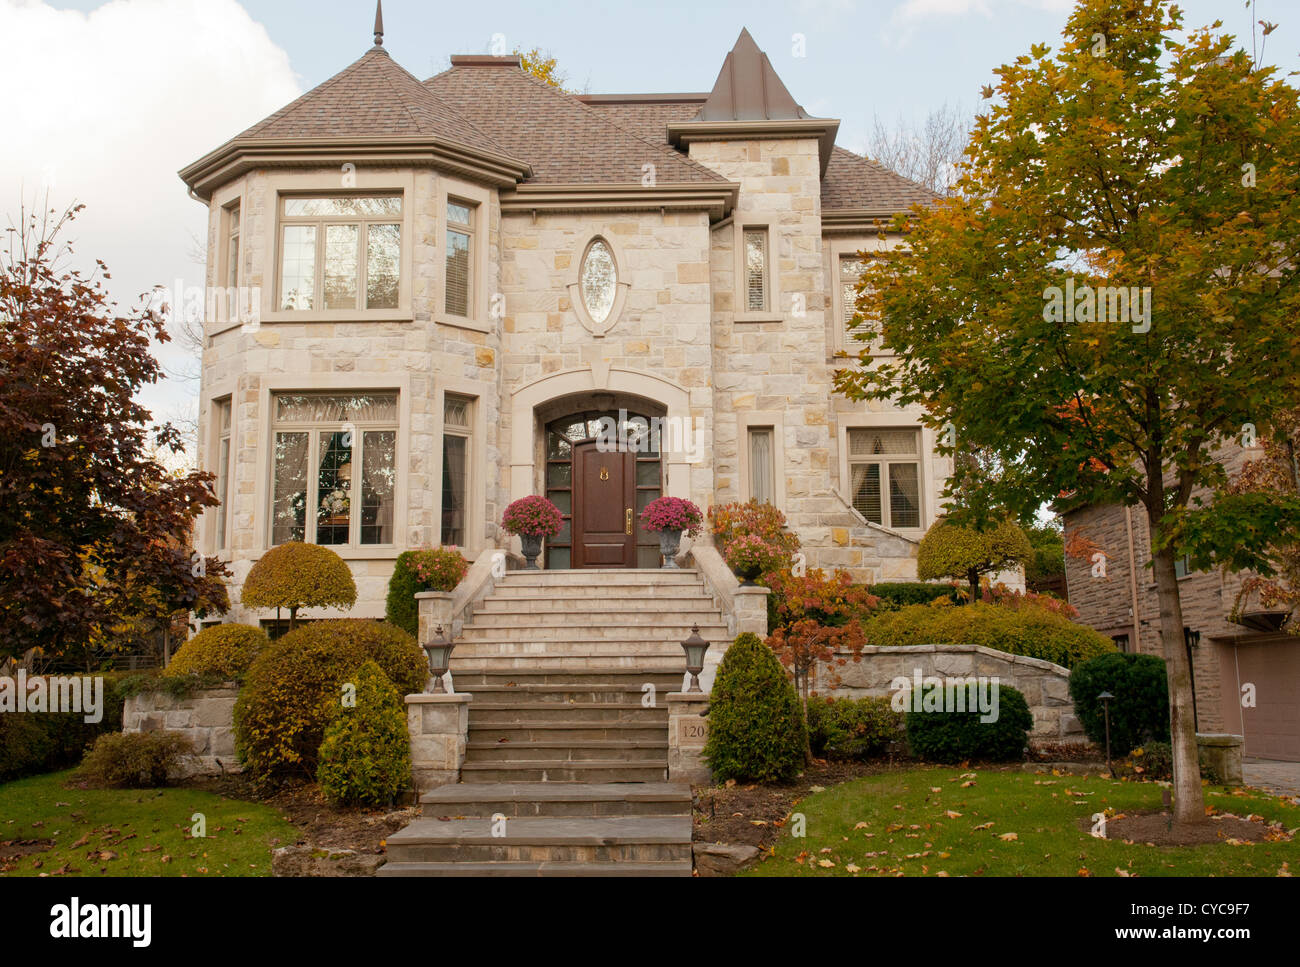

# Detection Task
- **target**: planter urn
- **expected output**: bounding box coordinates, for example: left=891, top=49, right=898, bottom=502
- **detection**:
left=519, top=533, right=543, bottom=570
left=657, top=528, right=683, bottom=568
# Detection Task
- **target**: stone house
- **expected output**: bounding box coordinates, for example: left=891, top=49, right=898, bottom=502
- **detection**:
left=1063, top=437, right=1300, bottom=761
left=181, top=22, right=951, bottom=625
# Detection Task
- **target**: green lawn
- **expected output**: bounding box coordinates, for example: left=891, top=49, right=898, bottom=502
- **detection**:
left=744, top=767, right=1300, bottom=877
left=0, top=770, right=298, bottom=877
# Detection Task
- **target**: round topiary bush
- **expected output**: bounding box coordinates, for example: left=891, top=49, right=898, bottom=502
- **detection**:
left=861, top=600, right=1114, bottom=669
left=241, top=542, right=357, bottom=631
left=1068, top=651, right=1170, bottom=754
left=316, top=660, right=412, bottom=806
left=904, top=682, right=1033, bottom=763
left=234, top=619, right=426, bottom=784
left=916, top=517, right=1033, bottom=599
left=805, top=695, right=905, bottom=760
left=703, top=632, right=806, bottom=783
left=166, top=624, right=269, bottom=682
left=384, top=547, right=470, bottom=636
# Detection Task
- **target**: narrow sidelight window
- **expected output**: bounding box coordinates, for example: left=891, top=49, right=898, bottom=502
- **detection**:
left=441, top=395, right=473, bottom=546
left=748, top=427, right=774, bottom=505
left=215, top=399, right=232, bottom=549
left=743, top=228, right=768, bottom=312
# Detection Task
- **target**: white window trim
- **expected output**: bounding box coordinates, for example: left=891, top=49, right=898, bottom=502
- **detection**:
left=434, top=380, right=487, bottom=554
left=435, top=175, right=493, bottom=333
left=737, top=411, right=786, bottom=508
left=837, top=418, right=932, bottom=536
left=259, top=170, right=415, bottom=325
left=208, top=180, right=248, bottom=338
left=202, top=379, right=238, bottom=556
left=733, top=219, right=783, bottom=324
left=253, top=373, right=411, bottom=558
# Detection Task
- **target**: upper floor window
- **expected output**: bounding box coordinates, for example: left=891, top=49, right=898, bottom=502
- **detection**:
left=278, top=195, right=402, bottom=312
left=445, top=200, right=475, bottom=317
left=849, top=428, right=921, bottom=529
left=225, top=205, right=241, bottom=292
left=580, top=239, right=616, bottom=325
left=270, top=392, right=397, bottom=548
left=840, top=255, right=870, bottom=332
left=743, top=228, right=769, bottom=312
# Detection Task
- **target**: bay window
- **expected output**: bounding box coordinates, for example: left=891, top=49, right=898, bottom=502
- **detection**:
left=277, top=195, right=402, bottom=312
left=270, top=393, right=397, bottom=548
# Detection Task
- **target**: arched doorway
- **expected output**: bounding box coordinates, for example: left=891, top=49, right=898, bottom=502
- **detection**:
left=543, top=410, right=664, bottom=569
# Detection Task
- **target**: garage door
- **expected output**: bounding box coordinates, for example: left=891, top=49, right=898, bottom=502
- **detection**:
left=1217, top=638, right=1300, bottom=761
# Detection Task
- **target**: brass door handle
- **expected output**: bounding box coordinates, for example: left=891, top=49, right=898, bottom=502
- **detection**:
left=626, top=508, right=633, bottom=535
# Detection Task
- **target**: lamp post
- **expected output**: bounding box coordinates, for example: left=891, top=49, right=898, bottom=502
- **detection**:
left=680, top=625, right=710, bottom=694
left=1098, top=690, right=1114, bottom=775
left=424, top=624, right=455, bottom=694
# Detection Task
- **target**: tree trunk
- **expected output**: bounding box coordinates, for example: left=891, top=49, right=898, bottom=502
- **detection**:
left=968, top=569, right=980, bottom=603
left=288, top=606, right=298, bottom=633
left=798, top=668, right=814, bottom=765
left=1148, top=535, right=1205, bottom=825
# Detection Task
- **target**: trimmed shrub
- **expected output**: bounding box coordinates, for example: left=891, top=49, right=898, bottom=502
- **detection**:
left=766, top=568, right=877, bottom=631
left=861, top=600, right=1114, bottom=669
left=916, top=517, right=1033, bottom=598
left=866, top=581, right=960, bottom=609
left=0, top=675, right=127, bottom=781
left=805, top=696, right=904, bottom=760
left=385, top=548, right=470, bottom=636
left=1116, top=740, right=1174, bottom=780
left=234, top=619, right=426, bottom=784
left=78, top=731, right=195, bottom=788
left=241, top=542, right=357, bottom=630
left=317, top=660, right=412, bottom=806
left=703, top=633, right=806, bottom=783
left=905, top=683, right=1033, bottom=763
left=1068, top=652, right=1170, bottom=753
left=166, top=624, right=269, bottom=681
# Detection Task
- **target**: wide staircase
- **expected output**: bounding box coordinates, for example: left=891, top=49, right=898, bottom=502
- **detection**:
left=379, top=569, right=728, bottom=877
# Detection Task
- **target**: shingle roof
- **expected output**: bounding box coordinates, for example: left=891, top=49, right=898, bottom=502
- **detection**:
left=235, top=47, right=508, bottom=159
left=577, top=96, right=705, bottom=145
left=822, top=146, right=941, bottom=214
left=423, top=64, right=729, bottom=186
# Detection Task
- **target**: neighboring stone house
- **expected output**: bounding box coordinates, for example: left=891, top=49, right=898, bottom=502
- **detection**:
left=182, top=23, right=952, bottom=625
left=1063, top=438, right=1300, bottom=761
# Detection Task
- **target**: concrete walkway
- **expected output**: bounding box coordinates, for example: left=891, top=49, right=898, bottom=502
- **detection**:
left=1242, top=759, right=1300, bottom=801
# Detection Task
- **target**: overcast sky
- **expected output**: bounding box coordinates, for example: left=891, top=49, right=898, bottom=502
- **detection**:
left=2, top=0, right=1294, bottom=438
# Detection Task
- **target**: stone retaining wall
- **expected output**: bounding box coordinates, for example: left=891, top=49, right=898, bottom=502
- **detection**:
left=122, top=687, right=240, bottom=776
left=813, top=644, right=1085, bottom=742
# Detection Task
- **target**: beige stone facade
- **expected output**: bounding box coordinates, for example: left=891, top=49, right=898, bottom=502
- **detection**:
left=185, top=30, right=950, bottom=625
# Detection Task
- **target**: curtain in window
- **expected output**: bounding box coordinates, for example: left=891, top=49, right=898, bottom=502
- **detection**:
left=271, top=431, right=309, bottom=545
left=274, top=394, right=398, bottom=424
left=888, top=464, right=920, bottom=528
left=749, top=429, right=773, bottom=504
left=441, top=435, right=468, bottom=547
left=851, top=462, right=881, bottom=523
left=361, top=431, right=395, bottom=545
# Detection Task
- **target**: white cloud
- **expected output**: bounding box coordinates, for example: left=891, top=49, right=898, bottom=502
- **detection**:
left=0, top=0, right=300, bottom=422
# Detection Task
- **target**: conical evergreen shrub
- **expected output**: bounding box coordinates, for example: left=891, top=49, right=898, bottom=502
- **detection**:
left=703, top=632, right=806, bottom=783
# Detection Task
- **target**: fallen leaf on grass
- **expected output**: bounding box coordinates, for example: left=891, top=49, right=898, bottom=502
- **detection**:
left=973, top=822, right=993, bottom=831
left=845, top=863, right=861, bottom=873
left=818, top=859, right=835, bottom=868
left=945, top=810, right=962, bottom=819
left=854, top=822, right=869, bottom=829
left=997, top=832, right=1018, bottom=841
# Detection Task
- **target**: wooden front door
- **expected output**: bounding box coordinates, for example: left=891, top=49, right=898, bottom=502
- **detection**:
left=572, top=443, right=636, bottom=568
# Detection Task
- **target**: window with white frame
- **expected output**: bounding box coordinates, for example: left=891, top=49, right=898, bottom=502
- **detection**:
left=270, top=393, right=397, bottom=548
left=277, top=195, right=402, bottom=312
left=445, top=201, right=475, bottom=318
left=441, top=395, right=473, bottom=547
left=849, top=428, right=922, bottom=529
left=743, top=228, right=768, bottom=312
left=748, top=427, right=775, bottom=505
left=214, top=398, right=232, bottom=550
left=840, top=255, right=870, bottom=331
left=225, top=205, right=241, bottom=292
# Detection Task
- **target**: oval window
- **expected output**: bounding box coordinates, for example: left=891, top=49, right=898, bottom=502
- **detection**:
left=580, top=239, right=617, bottom=325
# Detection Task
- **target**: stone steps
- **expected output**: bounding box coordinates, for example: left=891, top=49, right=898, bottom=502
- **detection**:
left=460, top=759, right=671, bottom=783
left=465, top=738, right=669, bottom=762
left=470, top=702, right=668, bottom=725
left=469, top=722, right=667, bottom=744
left=419, top=781, right=691, bottom=817
left=478, top=595, right=716, bottom=613
left=377, top=860, right=691, bottom=877
left=381, top=816, right=692, bottom=865
left=496, top=569, right=703, bottom=588
left=464, top=610, right=724, bottom=628
left=456, top=624, right=728, bottom=642
left=453, top=667, right=684, bottom=687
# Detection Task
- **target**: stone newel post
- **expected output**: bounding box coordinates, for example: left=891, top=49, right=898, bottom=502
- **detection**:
left=667, top=692, right=712, bottom=784
left=406, top=591, right=471, bottom=794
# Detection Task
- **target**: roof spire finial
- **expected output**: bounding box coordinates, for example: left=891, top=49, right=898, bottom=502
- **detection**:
left=373, top=0, right=384, bottom=48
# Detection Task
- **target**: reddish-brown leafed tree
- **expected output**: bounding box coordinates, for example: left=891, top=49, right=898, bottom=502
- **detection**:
left=0, top=202, right=229, bottom=666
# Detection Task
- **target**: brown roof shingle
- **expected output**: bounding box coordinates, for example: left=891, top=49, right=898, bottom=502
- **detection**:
left=821, top=146, right=941, bottom=214
left=423, top=65, right=729, bottom=187
left=236, top=47, right=509, bottom=159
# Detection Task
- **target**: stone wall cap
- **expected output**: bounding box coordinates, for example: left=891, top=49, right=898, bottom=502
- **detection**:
left=415, top=591, right=454, bottom=600
left=405, top=692, right=473, bottom=705
left=1195, top=733, right=1244, bottom=745
left=733, top=586, right=771, bottom=597
left=666, top=692, right=711, bottom=702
